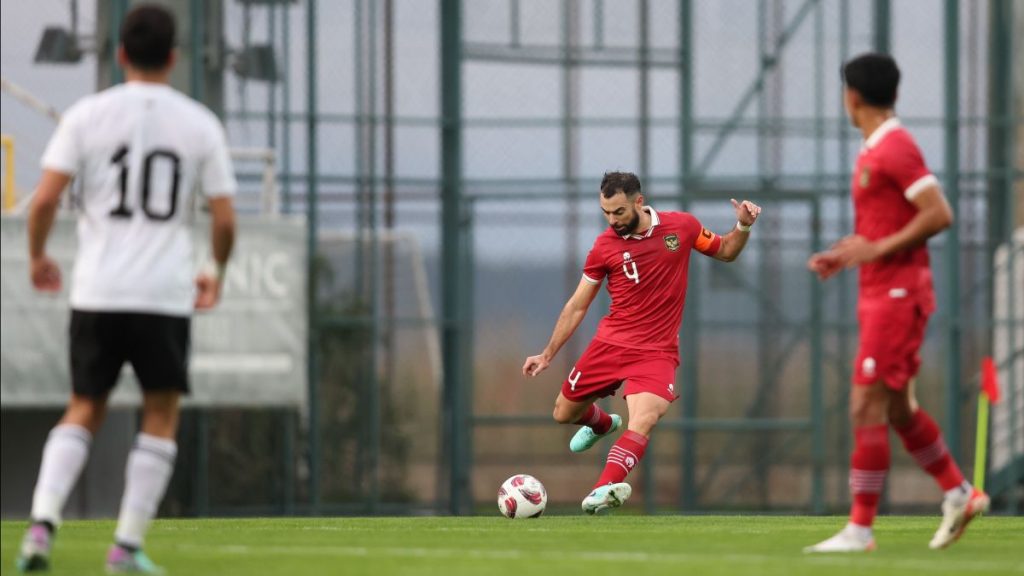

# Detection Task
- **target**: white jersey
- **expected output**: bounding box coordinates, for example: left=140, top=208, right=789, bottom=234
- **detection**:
left=41, top=82, right=236, bottom=317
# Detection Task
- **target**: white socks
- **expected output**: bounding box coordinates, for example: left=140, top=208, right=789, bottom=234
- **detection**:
left=944, top=481, right=973, bottom=503
left=30, top=424, right=93, bottom=526
left=845, top=522, right=874, bottom=541
left=114, top=434, right=177, bottom=549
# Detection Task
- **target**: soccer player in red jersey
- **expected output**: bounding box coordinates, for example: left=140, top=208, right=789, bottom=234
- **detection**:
left=522, top=171, right=761, bottom=514
left=806, top=53, right=989, bottom=552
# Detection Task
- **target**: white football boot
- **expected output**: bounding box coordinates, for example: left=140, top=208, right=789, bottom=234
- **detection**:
left=929, top=487, right=989, bottom=550
left=804, top=523, right=877, bottom=553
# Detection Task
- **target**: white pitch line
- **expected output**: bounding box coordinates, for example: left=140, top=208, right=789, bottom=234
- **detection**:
left=164, top=543, right=1022, bottom=573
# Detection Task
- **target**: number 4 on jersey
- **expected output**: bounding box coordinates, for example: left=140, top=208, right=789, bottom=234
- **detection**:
left=622, top=252, right=640, bottom=284
left=109, top=145, right=181, bottom=221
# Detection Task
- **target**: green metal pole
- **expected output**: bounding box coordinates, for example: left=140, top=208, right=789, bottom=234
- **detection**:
left=195, top=412, right=209, bottom=516
left=351, top=0, right=369, bottom=500
left=367, top=0, right=382, bottom=513
left=185, top=0, right=206, bottom=515
left=999, top=0, right=1020, bottom=514
left=282, top=0, right=292, bottom=212
left=560, top=0, right=579, bottom=383
left=440, top=0, right=466, bottom=515
left=283, top=409, right=296, bottom=514
left=873, top=0, right=890, bottom=53
left=810, top=0, right=825, bottom=515
left=837, top=0, right=852, bottom=512
left=943, top=0, right=962, bottom=462
left=678, top=0, right=699, bottom=511
left=510, top=0, right=520, bottom=47
left=754, top=0, right=774, bottom=508
left=305, top=0, right=321, bottom=514
left=460, top=196, right=476, bottom=516
left=636, top=0, right=655, bottom=515
left=267, top=1, right=276, bottom=151
left=355, top=0, right=366, bottom=310
left=111, top=0, right=128, bottom=85
left=189, top=0, right=204, bottom=100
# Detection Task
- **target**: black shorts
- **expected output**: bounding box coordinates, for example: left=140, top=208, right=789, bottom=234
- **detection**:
left=69, top=310, right=191, bottom=397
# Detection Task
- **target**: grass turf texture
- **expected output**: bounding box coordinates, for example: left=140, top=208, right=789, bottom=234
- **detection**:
left=2, top=516, right=1022, bottom=576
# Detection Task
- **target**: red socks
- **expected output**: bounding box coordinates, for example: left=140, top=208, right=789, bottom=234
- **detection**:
left=895, top=409, right=965, bottom=491
left=848, top=410, right=967, bottom=528
left=849, top=424, right=890, bottom=527
left=593, top=430, right=648, bottom=489
left=575, top=404, right=613, bottom=435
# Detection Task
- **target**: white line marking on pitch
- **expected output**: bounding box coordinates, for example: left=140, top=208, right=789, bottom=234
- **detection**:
left=166, top=543, right=1021, bottom=573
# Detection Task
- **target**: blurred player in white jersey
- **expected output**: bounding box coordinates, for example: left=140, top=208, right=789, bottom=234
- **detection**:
left=16, top=5, right=236, bottom=573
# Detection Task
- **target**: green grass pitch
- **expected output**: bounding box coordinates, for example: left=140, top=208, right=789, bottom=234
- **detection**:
left=2, top=516, right=1022, bottom=575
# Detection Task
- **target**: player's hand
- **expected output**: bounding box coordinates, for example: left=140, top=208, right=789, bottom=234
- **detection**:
left=522, top=354, right=551, bottom=377
left=831, top=234, right=881, bottom=269
left=30, top=255, right=62, bottom=293
left=731, top=198, right=762, bottom=227
left=194, top=273, right=222, bottom=310
left=807, top=251, right=843, bottom=280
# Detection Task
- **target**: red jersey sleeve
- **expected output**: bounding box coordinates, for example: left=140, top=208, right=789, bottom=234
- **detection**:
left=582, top=241, right=608, bottom=285
left=886, top=133, right=939, bottom=201
left=691, top=218, right=722, bottom=257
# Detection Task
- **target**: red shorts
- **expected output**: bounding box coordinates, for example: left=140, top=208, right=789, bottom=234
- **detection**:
left=854, top=295, right=932, bottom=390
left=561, top=340, right=680, bottom=403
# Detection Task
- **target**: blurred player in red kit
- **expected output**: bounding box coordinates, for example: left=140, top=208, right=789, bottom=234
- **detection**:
left=523, top=171, right=760, bottom=514
left=806, top=53, right=988, bottom=553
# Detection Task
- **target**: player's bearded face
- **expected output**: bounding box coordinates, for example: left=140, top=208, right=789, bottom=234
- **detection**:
left=600, top=192, right=644, bottom=236
left=611, top=208, right=641, bottom=236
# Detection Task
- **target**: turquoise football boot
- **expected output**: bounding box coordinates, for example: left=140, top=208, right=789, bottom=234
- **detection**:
left=569, top=413, right=622, bottom=453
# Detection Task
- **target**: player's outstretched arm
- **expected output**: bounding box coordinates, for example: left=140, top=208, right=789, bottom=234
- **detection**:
left=27, top=169, right=72, bottom=292
left=712, top=198, right=761, bottom=262
left=827, top=185, right=952, bottom=271
left=194, top=197, right=236, bottom=310
left=522, top=277, right=601, bottom=377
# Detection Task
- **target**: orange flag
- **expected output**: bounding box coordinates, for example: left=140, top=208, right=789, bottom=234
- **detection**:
left=981, top=356, right=1001, bottom=404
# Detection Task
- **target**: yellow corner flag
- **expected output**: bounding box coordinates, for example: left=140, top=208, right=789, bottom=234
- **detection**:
left=973, top=357, right=1001, bottom=490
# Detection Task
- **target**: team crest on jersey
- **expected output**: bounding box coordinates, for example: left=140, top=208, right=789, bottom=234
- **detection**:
left=859, top=166, right=871, bottom=188
left=663, top=234, right=680, bottom=252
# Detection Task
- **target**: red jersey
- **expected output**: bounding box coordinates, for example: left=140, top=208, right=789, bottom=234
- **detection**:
left=582, top=207, right=721, bottom=352
left=853, top=118, right=938, bottom=307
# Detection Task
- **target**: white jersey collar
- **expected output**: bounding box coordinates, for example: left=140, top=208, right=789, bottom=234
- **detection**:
left=621, top=206, right=660, bottom=240
left=863, top=117, right=901, bottom=150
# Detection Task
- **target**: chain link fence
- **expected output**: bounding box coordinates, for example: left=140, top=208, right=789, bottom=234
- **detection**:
left=1, top=0, right=1021, bottom=517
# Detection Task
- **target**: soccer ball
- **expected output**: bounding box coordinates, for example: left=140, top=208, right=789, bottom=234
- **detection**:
left=497, top=474, right=547, bottom=519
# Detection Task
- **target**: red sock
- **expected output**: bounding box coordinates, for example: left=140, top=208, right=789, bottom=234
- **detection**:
left=574, top=404, right=613, bottom=435
left=593, top=430, right=648, bottom=489
left=849, top=424, right=890, bottom=527
left=895, top=409, right=965, bottom=491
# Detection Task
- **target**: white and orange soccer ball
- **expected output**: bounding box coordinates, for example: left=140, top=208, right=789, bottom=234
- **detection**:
left=497, top=474, right=547, bottom=519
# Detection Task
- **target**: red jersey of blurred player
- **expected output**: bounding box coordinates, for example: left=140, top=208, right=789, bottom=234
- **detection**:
left=851, top=118, right=939, bottom=388
left=805, top=52, right=986, bottom=554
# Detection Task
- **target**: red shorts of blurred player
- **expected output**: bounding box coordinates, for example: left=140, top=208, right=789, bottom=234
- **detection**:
left=854, top=292, right=934, bottom=390
left=561, top=340, right=680, bottom=403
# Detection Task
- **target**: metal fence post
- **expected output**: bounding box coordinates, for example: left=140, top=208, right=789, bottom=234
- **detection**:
left=305, top=0, right=321, bottom=514
left=944, top=0, right=962, bottom=462
left=440, top=0, right=468, bottom=515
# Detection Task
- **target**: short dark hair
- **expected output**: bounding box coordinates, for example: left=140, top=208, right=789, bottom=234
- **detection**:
left=600, top=171, right=642, bottom=199
left=842, top=52, right=900, bottom=108
left=121, top=4, right=176, bottom=70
